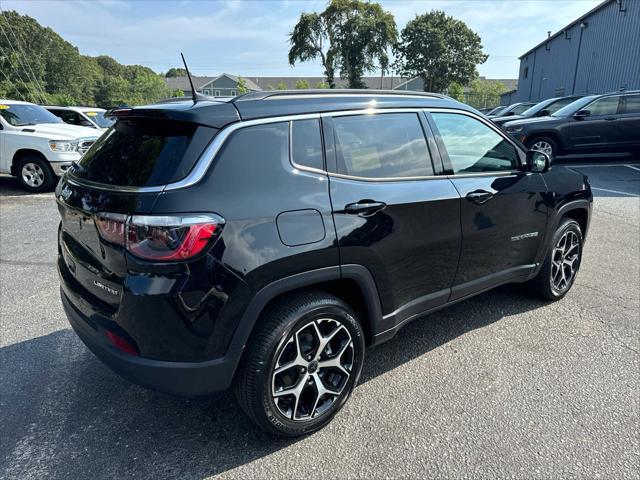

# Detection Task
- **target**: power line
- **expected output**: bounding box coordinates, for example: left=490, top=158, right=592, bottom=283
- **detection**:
left=0, top=41, right=39, bottom=102
left=0, top=8, right=48, bottom=103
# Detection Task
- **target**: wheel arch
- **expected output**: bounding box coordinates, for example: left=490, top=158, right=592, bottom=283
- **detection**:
left=227, top=265, right=382, bottom=366
left=11, top=148, right=49, bottom=176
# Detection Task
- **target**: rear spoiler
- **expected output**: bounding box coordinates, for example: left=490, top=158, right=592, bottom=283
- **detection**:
left=106, top=101, right=240, bottom=130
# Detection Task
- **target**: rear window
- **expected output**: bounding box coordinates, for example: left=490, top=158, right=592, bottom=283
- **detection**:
left=72, top=119, right=215, bottom=187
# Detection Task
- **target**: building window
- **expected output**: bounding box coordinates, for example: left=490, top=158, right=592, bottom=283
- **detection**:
left=524, top=67, right=529, bottom=79
left=231, top=90, right=237, bottom=96
left=215, top=90, right=221, bottom=97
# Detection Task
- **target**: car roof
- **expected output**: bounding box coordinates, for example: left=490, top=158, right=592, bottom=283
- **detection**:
left=110, top=89, right=475, bottom=129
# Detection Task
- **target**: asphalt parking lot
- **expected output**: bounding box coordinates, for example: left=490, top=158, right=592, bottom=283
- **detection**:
left=1, top=158, right=638, bottom=479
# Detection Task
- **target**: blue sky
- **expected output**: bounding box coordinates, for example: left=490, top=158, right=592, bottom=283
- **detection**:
left=3, top=0, right=602, bottom=79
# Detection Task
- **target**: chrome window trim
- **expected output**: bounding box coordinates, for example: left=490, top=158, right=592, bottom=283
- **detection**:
left=425, top=107, right=525, bottom=176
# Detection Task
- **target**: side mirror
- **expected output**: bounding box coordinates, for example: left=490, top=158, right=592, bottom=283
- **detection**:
left=535, top=109, right=550, bottom=117
left=573, top=109, right=590, bottom=119
left=526, top=150, right=551, bottom=173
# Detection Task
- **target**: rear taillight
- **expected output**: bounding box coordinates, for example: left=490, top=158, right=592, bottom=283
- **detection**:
left=95, top=213, right=222, bottom=261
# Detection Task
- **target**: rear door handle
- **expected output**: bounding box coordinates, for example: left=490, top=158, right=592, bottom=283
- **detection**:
left=604, top=116, right=617, bottom=121
left=466, top=190, right=493, bottom=205
left=343, top=201, right=387, bottom=217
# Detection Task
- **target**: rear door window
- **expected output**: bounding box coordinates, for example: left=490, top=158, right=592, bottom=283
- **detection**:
left=72, top=119, right=215, bottom=187
left=622, top=95, right=640, bottom=114
left=331, top=113, right=433, bottom=178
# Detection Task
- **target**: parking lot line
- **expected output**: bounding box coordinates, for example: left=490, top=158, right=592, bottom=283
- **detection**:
left=625, top=165, right=640, bottom=172
left=591, top=187, right=640, bottom=197
left=565, top=163, right=640, bottom=168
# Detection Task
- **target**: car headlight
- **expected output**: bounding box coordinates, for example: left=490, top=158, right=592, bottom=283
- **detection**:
left=506, top=126, right=523, bottom=133
left=49, top=140, right=77, bottom=152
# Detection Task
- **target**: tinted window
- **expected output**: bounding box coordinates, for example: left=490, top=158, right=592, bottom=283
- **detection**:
left=73, top=119, right=214, bottom=187
left=332, top=113, right=433, bottom=178
left=586, top=96, right=620, bottom=116
left=432, top=113, right=519, bottom=173
left=623, top=94, right=640, bottom=114
left=292, top=119, right=323, bottom=170
left=550, top=97, right=581, bottom=113
left=512, top=103, right=535, bottom=115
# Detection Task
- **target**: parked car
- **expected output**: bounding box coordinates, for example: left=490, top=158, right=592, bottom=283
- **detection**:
left=0, top=100, right=99, bottom=191
left=478, top=106, right=497, bottom=114
left=486, top=105, right=507, bottom=116
left=491, top=95, right=583, bottom=126
left=56, top=90, right=592, bottom=437
left=487, top=101, right=536, bottom=118
left=504, top=91, right=640, bottom=159
left=45, top=106, right=114, bottom=131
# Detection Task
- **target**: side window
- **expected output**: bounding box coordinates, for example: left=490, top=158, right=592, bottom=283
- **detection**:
left=48, top=109, right=63, bottom=119
left=585, top=96, right=620, bottom=116
left=623, top=94, right=640, bottom=114
left=332, top=113, right=433, bottom=178
left=291, top=119, right=323, bottom=170
left=431, top=113, right=519, bottom=174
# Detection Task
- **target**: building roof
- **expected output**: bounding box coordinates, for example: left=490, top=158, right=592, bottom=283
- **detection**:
left=518, top=0, right=612, bottom=59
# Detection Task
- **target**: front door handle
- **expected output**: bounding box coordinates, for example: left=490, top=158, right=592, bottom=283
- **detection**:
left=466, top=190, right=494, bottom=205
left=343, top=200, right=387, bottom=217
left=604, top=116, right=617, bottom=121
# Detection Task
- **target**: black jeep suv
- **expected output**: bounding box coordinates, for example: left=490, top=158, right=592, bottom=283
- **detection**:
left=56, top=90, right=592, bottom=436
left=504, top=91, right=640, bottom=159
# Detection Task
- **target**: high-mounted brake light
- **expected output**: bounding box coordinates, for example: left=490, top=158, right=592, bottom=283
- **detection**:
left=95, top=213, right=222, bottom=261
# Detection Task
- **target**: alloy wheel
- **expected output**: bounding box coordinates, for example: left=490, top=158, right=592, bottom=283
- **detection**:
left=21, top=162, right=45, bottom=188
left=271, top=318, right=354, bottom=421
left=551, top=229, right=580, bottom=292
left=531, top=140, right=553, bottom=157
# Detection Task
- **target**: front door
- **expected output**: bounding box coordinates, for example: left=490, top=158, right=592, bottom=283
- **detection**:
left=568, top=95, right=623, bottom=151
left=428, top=111, right=549, bottom=300
left=324, top=111, right=462, bottom=332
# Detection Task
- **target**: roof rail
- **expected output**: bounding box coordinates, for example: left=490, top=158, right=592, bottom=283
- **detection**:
left=233, top=89, right=447, bottom=102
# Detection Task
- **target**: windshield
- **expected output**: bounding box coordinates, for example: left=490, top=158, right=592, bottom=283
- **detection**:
left=0, top=103, right=63, bottom=126
left=488, top=106, right=507, bottom=116
left=552, top=96, right=598, bottom=117
left=520, top=99, right=556, bottom=117
left=511, top=103, right=536, bottom=115
left=84, top=111, right=115, bottom=128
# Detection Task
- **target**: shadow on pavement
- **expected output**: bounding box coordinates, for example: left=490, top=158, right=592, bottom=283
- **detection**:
left=0, top=174, right=54, bottom=198
left=0, top=284, right=546, bottom=479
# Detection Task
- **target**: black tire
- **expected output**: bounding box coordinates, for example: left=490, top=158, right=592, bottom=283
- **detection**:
left=234, top=290, right=365, bottom=437
left=529, top=218, right=583, bottom=300
left=15, top=154, right=56, bottom=192
left=526, top=136, right=559, bottom=160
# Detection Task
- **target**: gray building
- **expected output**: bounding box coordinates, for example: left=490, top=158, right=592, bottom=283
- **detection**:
left=505, top=0, right=640, bottom=104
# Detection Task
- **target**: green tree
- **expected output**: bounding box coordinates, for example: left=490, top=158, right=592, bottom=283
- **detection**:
left=236, top=76, right=248, bottom=94
left=315, top=81, right=329, bottom=89
left=288, top=12, right=338, bottom=88
left=295, top=79, right=311, bottom=89
left=289, top=0, right=397, bottom=89
left=467, top=78, right=508, bottom=109
left=171, top=88, right=185, bottom=98
left=447, top=81, right=465, bottom=102
left=165, top=67, right=188, bottom=77
left=0, top=11, right=171, bottom=107
left=325, top=0, right=397, bottom=89
left=394, top=10, right=488, bottom=93
left=276, top=81, right=288, bottom=90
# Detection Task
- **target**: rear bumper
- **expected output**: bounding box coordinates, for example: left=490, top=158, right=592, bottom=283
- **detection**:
left=61, top=288, right=241, bottom=396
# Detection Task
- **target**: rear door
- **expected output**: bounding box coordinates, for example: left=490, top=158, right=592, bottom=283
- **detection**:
left=618, top=94, right=640, bottom=150
left=427, top=110, right=549, bottom=300
left=568, top=95, right=623, bottom=150
left=325, top=110, right=461, bottom=331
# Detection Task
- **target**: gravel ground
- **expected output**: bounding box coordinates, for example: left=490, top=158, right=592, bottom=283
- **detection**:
left=1, top=163, right=638, bottom=479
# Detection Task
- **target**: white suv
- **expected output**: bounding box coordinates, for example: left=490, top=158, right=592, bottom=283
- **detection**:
left=0, top=100, right=99, bottom=192
left=45, top=106, right=115, bottom=131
